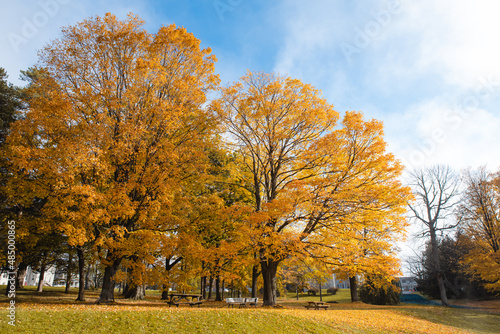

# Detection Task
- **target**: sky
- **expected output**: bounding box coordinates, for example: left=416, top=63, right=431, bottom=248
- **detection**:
left=1, top=0, right=500, bottom=270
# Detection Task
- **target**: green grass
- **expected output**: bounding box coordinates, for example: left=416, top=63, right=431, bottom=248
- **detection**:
left=395, top=305, right=500, bottom=334
left=283, top=288, right=352, bottom=304
left=1, top=286, right=499, bottom=333
left=2, top=309, right=343, bottom=334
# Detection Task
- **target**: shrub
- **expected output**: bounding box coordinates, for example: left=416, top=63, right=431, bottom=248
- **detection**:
left=307, top=288, right=318, bottom=296
left=359, top=278, right=400, bottom=305
left=327, top=287, right=339, bottom=295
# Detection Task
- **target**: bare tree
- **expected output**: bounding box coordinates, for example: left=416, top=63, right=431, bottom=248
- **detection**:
left=408, top=165, right=460, bottom=306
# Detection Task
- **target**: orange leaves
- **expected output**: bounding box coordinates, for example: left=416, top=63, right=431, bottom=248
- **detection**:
left=3, top=12, right=415, bottom=299
left=3, top=13, right=224, bottom=295
left=214, top=72, right=411, bottom=305
left=459, top=168, right=500, bottom=293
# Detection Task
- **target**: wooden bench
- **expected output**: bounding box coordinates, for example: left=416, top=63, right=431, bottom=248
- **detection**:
left=168, top=301, right=204, bottom=307
left=167, top=301, right=180, bottom=307
left=188, top=301, right=203, bottom=307
left=167, top=293, right=204, bottom=307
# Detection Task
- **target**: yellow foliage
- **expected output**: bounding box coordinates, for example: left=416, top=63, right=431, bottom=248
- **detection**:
left=215, top=72, right=411, bottom=302
left=4, top=13, right=219, bottom=289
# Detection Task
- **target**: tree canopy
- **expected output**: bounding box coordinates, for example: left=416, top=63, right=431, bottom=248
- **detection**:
left=5, top=13, right=219, bottom=302
left=214, top=72, right=411, bottom=305
left=3, top=13, right=413, bottom=306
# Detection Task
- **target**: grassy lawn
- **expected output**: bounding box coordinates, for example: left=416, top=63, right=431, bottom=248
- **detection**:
left=1, top=286, right=499, bottom=333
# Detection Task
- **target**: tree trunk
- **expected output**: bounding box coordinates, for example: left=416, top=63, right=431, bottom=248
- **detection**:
left=430, top=227, right=450, bottom=306
left=261, top=259, right=279, bottom=306
left=125, top=284, right=145, bottom=300
left=4, top=272, right=8, bottom=296
left=5, top=270, right=14, bottom=296
left=161, top=286, right=169, bottom=300
left=436, top=273, right=449, bottom=306
left=319, top=281, right=323, bottom=302
left=65, top=251, right=73, bottom=293
left=76, top=246, right=86, bottom=301
left=200, top=261, right=206, bottom=298
left=37, top=262, right=46, bottom=293
left=96, top=256, right=122, bottom=303
left=221, top=279, right=225, bottom=300
left=208, top=276, right=213, bottom=300
left=161, top=256, right=182, bottom=299
left=215, top=276, right=222, bottom=301
left=200, top=276, right=206, bottom=298
left=444, top=278, right=462, bottom=298
left=85, top=262, right=91, bottom=290
left=123, top=283, right=131, bottom=297
left=15, top=262, right=28, bottom=290
left=349, top=276, right=359, bottom=302
left=251, top=262, right=259, bottom=298
left=122, top=266, right=131, bottom=297
left=94, top=264, right=99, bottom=289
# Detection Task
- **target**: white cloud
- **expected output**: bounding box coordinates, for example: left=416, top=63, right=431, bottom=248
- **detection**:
left=272, top=0, right=500, bottom=172
left=2, top=0, right=498, bottom=174
left=384, top=0, right=500, bottom=89
left=386, top=96, right=500, bottom=170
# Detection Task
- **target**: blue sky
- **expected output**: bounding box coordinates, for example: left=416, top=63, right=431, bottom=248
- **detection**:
left=2, top=0, right=500, bottom=171
left=2, top=0, right=500, bottom=271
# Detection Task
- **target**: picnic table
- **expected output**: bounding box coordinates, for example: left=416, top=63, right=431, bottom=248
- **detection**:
left=166, top=293, right=204, bottom=307
left=304, top=301, right=329, bottom=310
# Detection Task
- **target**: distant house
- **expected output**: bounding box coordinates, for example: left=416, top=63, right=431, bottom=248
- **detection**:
left=0, top=266, right=57, bottom=287
left=0, top=271, right=9, bottom=285
left=53, top=270, right=79, bottom=288
left=398, top=276, right=417, bottom=292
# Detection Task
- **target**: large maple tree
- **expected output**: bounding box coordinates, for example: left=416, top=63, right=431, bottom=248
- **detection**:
left=5, top=13, right=219, bottom=302
left=214, top=72, right=410, bottom=306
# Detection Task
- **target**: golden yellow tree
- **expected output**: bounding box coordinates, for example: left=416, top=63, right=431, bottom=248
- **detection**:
left=460, top=168, right=500, bottom=293
left=302, top=111, right=409, bottom=302
left=5, top=13, right=219, bottom=302
left=214, top=71, right=337, bottom=305
left=214, top=72, right=410, bottom=305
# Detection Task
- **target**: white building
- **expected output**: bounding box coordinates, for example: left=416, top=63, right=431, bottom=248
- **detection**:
left=0, top=266, right=56, bottom=287
left=399, top=276, right=418, bottom=293
left=53, top=270, right=79, bottom=288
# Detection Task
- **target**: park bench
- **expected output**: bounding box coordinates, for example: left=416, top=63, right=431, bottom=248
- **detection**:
left=225, top=298, right=245, bottom=307
left=225, top=298, right=246, bottom=308
left=245, top=297, right=258, bottom=307
left=225, top=297, right=259, bottom=308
